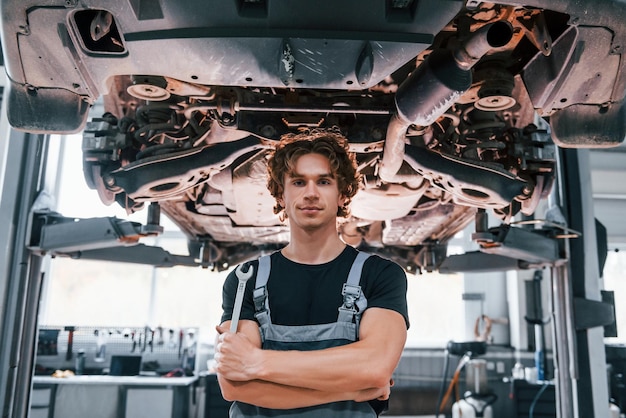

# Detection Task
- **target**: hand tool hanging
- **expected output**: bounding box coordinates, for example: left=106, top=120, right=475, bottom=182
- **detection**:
left=64, top=326, right=76, bottom=361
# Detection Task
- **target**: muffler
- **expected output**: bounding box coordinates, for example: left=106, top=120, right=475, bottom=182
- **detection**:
left=379, top=21, right=514, bottom=182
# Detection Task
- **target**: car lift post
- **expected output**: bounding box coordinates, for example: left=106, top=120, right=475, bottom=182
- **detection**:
left=555, top=147, right=610, bottom=418
left=0, top=125, right=48, bottom=418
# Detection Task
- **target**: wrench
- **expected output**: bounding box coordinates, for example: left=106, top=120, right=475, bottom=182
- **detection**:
left=230, top=263, right=254, bottom=333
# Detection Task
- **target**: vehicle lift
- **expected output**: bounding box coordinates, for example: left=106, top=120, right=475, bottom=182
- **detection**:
left=0, top=126, right=615, bottom=417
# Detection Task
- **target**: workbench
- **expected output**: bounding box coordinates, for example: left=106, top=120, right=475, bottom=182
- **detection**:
left=31, top=375, right=199, bottom=418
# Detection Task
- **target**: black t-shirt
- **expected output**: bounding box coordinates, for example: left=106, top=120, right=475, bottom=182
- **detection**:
left=221, top=246, right=409, bottom=329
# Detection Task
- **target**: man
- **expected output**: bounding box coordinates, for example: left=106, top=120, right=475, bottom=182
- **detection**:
left=214, top=129, right=409, bottom=417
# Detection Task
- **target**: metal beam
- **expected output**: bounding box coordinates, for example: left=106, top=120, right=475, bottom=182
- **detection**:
left=556, top=148, right=610, bottom=418
left=0, top=125, right=48, bottom=418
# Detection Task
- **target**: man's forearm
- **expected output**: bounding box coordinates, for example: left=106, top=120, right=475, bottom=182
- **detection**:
left=215, top=309, right=406, bottom=394
left=251, top=309, right=406, bottom=393
left=217, top=375, right=380, bottom=409
left=255, top=339, right=387, bottom=392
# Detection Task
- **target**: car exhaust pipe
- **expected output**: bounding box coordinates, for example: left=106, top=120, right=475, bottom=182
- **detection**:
left=379, top=21, right=514, bottom=182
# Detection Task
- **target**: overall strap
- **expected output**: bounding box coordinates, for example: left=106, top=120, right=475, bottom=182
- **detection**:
left=253, top=255, right=272, bottom=326
left=337, top=251, right=371, bottom=324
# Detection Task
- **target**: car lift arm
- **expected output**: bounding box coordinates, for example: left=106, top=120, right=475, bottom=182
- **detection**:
left=27, top=208, right=204, bottom=268
left=439, top=208, right=615, bottom=339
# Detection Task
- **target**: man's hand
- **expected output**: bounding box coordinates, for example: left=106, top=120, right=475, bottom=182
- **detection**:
left=353, top=378, right=394, bottom=403
left=214, top=324, right=263, bottom=381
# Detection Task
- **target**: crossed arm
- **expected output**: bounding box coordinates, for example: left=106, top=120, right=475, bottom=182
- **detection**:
left=214, top=307, right=407, bottom=409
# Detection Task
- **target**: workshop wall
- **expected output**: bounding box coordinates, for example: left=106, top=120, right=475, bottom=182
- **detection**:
left=35, top=326, right=209, bottom=377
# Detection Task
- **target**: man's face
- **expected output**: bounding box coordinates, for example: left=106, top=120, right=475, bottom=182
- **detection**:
left=279, top=153, right=346, bottom=231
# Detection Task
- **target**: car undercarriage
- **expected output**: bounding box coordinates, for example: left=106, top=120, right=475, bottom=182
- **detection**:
left=2, top=0, right=625, bottom=271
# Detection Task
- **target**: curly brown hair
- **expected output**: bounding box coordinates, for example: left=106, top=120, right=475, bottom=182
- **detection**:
left=267, top=129, right=361, bottom=218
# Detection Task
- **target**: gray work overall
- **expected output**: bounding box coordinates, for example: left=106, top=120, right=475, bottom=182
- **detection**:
left=229, top=251, right=379, bottom=418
